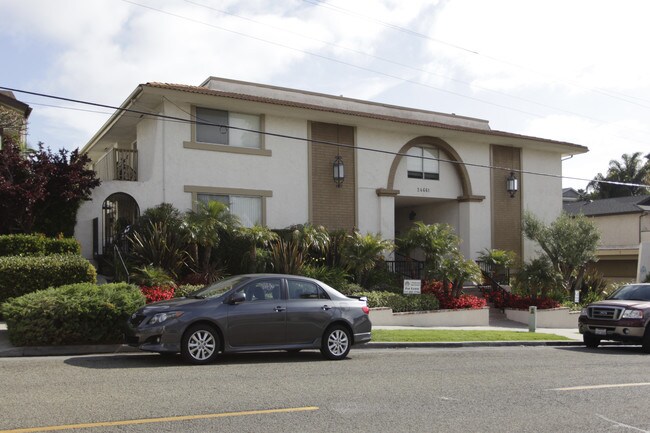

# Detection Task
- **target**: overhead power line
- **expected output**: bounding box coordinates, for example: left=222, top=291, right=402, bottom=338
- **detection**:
left=2, top=85, right=648, bottom=192
left=122, top=0, right=650, bottom=144
left=301, top=0, right=650, bottom=109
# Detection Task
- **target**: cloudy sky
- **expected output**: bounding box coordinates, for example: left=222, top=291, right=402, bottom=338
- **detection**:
left=1, top=0, right=649, bottom=190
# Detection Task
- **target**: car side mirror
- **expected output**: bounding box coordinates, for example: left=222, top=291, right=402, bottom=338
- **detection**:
left=228, top=292, right=246, bottom=305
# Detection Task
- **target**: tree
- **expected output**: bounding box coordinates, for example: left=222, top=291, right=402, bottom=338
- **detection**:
left=0, top=138, right=100, bottom=235
left=31, top=143, right=101, bottom=236
left=522, top=211, right=600, bottom=294
left=587, top=152, right=650, bottom=198
left=0, top=140, right=47, bottom=233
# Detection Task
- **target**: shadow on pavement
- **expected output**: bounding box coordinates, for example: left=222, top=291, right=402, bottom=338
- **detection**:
left=554, top=345, right=648, bottom=356
left=63, top=349, right=338, bottom=369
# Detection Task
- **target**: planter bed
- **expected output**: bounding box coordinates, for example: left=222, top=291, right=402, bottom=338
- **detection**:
left=369, top=307, right=489, bottom=327
left=504, top=307, right=579, bottom=328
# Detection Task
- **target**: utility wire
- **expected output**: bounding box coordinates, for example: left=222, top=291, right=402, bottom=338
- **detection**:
left=3, top=85, right=648, bottom=191
left=302, top=0, right=650, bottom=109
left=122, top=0, right=650, bottom=146
left=182, top=0, right=631, bottom=127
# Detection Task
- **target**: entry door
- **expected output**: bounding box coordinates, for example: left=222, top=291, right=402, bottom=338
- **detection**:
left=226, top=278, right=286, bottom=347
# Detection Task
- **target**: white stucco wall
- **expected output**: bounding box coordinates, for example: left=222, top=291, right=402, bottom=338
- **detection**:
left=75, top=84, right=578, bottom=266
left=521, top=147, right=563, bottom=261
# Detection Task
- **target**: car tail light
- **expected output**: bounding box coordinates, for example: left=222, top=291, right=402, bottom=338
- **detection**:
left=362, top=306, right=369, bottom=314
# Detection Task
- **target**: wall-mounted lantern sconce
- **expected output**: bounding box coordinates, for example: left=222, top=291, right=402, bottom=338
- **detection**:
left=409, top=210, right=416, bottom=221
left=333, top=154, right=345, bottom=188
left=506, top=171, right=518, bottom=198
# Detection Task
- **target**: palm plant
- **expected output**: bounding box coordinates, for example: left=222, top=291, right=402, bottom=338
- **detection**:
left=185, top=200, right=239, bottom=272
left=342, top=231, right=394, bottom=286
left=238, top=225, right=279, bottom=273
left=587, top=152, right=650, bottom=198
left=398, top=222, right=460, bottom=273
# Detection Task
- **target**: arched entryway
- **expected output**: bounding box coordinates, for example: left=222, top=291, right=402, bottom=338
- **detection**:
left=376, top=136, right=485, bottom=258
left=101, top=193, right=140, bottom=253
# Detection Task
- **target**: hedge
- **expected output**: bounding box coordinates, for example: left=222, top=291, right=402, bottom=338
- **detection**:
left=357, top=291, right=439, bottom=313
left=0, top=234, right=81, bottom=257
left=0, top=254, right=96, bottom=304
left=1, top=282, right=146, bottom=346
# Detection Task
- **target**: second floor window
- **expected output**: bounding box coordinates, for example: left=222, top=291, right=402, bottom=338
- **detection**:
left=195, top=107, right=261, bottom=149
left=407, top=146, right=439, bottom=180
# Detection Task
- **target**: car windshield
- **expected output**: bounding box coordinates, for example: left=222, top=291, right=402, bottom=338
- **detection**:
left=190, top=276, right=251, bottom=299
left=607, top=285, right=650, bottom=301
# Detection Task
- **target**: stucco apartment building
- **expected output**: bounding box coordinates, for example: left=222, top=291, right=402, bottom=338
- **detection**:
left=75, top=77, right=588, bottom=264
left=565, top=195, right=650, bottom=282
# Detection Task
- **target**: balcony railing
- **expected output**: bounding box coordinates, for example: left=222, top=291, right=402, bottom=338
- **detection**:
left=94, top=148, right=138, bottom=181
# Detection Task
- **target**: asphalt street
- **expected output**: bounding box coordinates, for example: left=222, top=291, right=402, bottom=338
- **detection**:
left=2, top=345, right=650, bottom=433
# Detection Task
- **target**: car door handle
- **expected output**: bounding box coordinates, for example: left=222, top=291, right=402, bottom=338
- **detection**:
left=275, top=306, right=286, bottom=312
left=322, top=305, right=332, bottom=311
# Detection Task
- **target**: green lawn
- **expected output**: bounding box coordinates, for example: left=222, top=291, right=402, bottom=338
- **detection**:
left=372, top=329, right=571, bottom=342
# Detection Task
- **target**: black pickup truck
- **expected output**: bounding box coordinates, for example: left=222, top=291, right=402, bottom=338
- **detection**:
left=578, top=283, right=650, bottom=352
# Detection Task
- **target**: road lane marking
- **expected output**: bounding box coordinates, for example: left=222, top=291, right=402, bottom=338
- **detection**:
left=597, top=414, right=650, bottom=432
left=549, top=382, right=650, bottom=391
left=0, top=406, right=319, bottom=433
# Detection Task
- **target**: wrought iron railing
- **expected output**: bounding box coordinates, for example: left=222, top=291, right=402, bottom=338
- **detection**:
left=385, top=257, right=426, bottom=280
left=94, top=148, right=138, bottom=181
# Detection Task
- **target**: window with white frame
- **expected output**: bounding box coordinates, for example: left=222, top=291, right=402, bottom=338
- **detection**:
left=195, top=107, right=261, bottom=149
left=197, top=193, right=262, bottom=227
left=407, top=146, right=439, bottom=180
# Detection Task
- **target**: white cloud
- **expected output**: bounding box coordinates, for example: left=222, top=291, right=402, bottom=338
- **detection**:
left=526, top=115, right=650, bottom=189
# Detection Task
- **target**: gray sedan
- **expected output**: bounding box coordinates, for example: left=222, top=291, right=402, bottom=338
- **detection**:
left=125, top=274, right=372, bottom=364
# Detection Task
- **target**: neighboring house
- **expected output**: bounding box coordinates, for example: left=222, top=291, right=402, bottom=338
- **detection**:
left=564, top=195, right=650, bottom=282
left=0, top=90, right=32, bottom=148
left=562, top=187, right=582, bottom=202
left=75, top=76, right=588, bottom=265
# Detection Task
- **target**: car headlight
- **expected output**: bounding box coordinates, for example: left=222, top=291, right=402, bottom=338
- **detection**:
left=621, top=309, right=643, bottom=319
left=580, top=308, right=588, bottom=316
left=149, top=311, right=184, bottom=325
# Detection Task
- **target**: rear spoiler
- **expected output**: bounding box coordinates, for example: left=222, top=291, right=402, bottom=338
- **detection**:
left=347, top=295, right=368, bottom=302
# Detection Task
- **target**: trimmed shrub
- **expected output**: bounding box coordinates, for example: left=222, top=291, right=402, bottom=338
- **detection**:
left=0, top=234, right=81, bottom=257
left=176, top=284, right=203, bottom=298
left=357, top=291, right=439, bottom=313
left=0, top=254, right=96, bottom=304
left=1, top=282, right=145, bottom=346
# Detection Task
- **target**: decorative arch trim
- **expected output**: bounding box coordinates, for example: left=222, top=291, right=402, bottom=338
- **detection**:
left=383, top=136, right=484, bottom=202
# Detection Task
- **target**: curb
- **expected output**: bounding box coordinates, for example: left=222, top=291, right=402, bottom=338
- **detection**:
left=0, top=344, right=140, bottom=358
left=0, top=340, right=595, bottom=358
left=360, top=341, right=585, bottom=349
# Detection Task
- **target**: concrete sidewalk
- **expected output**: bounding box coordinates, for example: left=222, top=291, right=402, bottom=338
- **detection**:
left=0, top=319, right=585, bottom=358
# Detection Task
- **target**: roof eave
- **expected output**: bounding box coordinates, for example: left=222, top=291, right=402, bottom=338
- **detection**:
left=80, top=85, right=144, bottom=155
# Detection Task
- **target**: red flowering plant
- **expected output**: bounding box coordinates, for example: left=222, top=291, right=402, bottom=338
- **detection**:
left=422, top=280, right=487, bottom=310
left=131, top=266, right=177, bottom=304
left=140, top=285, right=176, bottom=304
left=480, top=286, right=560, bottom=310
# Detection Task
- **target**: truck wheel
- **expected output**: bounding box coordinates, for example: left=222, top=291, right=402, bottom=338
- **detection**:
left=642, top=327, right=650, bottom=354
left=583, top=333, right=600, bottom=349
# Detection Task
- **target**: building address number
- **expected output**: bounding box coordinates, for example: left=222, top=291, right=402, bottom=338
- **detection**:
left=417, top=187, right=430, bottom=193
